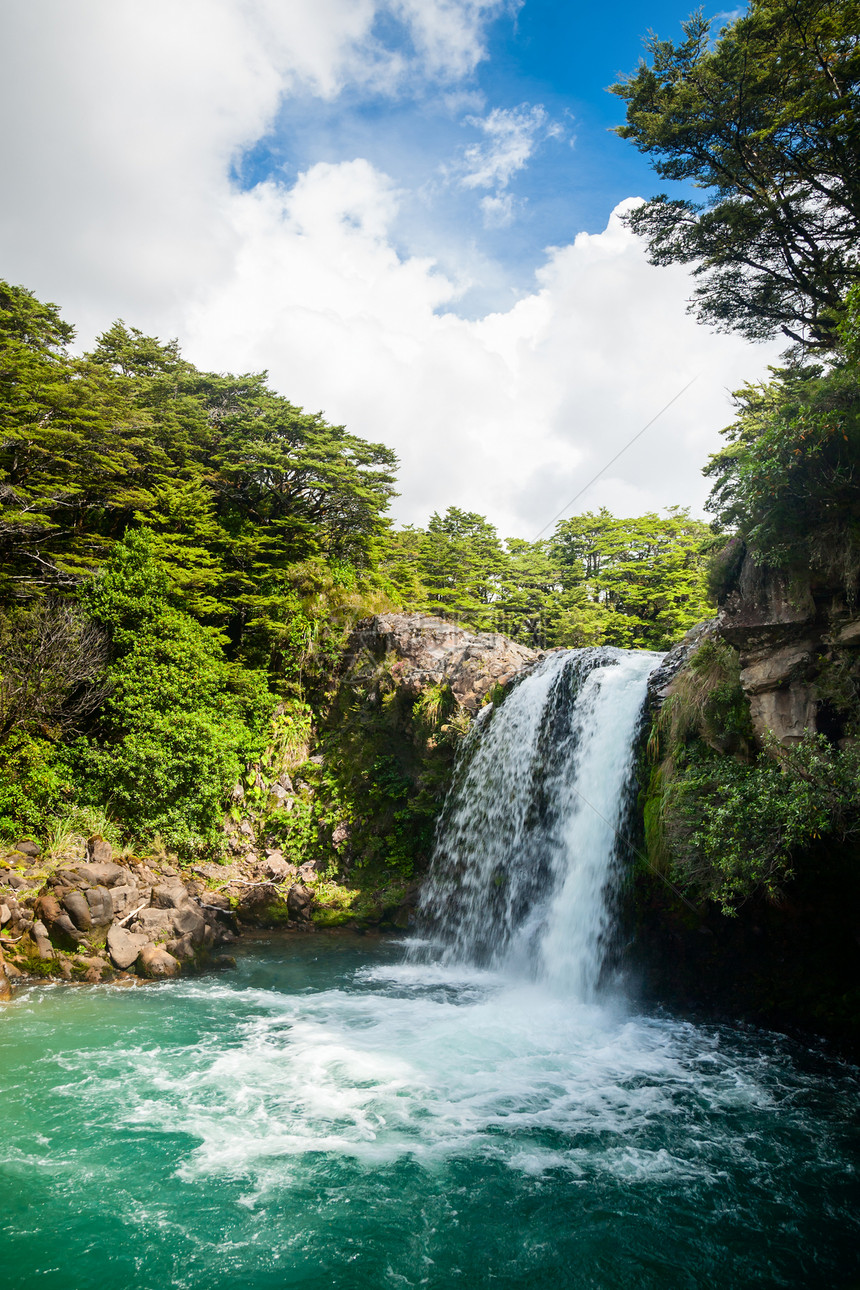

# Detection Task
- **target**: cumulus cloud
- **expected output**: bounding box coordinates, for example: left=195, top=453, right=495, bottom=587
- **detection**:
left=0, top=0, right=781, bottom=541
left=182, top=177, right=780, bottom=536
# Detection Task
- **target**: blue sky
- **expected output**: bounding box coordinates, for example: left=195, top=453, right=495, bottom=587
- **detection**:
left=0, top=0, right=775, bottom=536
left=233, top=0, right=717, bottom=315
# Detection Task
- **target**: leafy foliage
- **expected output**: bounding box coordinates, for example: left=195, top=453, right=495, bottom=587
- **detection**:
left=612, top=0, right=860, bottom=348
left=73, top=531, right=274, bottom=853
left=663, top=735, right=860, bottom=912
left=705, top=361, right=860, bottom=587
left=379, top=505, right=714, bottom=650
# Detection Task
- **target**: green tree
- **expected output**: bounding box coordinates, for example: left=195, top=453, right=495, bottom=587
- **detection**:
left=611, top=0, right=860, bottom=348
left=552, top=510, right=713, bottom=649
left=419, top=507, right=506, bottom=629
left=74, top=530, right=274, bottom=853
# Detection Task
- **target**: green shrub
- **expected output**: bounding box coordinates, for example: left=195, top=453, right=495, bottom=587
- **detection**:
left=663, top=735, right=860, bottom=913
left=0, top=731, right=71, bottom=840
left=73, top=530, right=275, bottom=855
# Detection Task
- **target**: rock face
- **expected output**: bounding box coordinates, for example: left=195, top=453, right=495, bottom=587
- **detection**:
left=345, top=613, right=539, bottom=713
left=718, top=552, right=860, bottom=744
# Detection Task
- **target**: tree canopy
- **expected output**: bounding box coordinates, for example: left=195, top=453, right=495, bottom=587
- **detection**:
left=612, top=0, right=860, bottom=348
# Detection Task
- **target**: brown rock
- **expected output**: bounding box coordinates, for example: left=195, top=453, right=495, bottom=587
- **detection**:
left=106, top=924, right=150, bottom=970
left=345, top=613, right=538, bottom=714
left=61, top=889, right=93, bottom=931
left=137, top=944, right=181, bottom=978
left=14, top=839, right=41, bottom=858
left=86, top=835, right=113, bottom=865
left=287, top=884, right=313, bottom=921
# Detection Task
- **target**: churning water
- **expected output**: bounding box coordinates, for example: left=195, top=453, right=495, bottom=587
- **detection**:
left=1, top=649, right=859, bottom=1287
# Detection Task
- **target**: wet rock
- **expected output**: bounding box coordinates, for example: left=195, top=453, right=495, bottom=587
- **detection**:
left=78, top=957, right=107, bottom=983
left=287, top=884, right=313, bottom=921
left=86, top=835, right=113, bottom=865
left=212, top=955, right=237, bottom=970
left=137, top=944, right=181, bottom=978
left=106, top=924, right=150, bottom=970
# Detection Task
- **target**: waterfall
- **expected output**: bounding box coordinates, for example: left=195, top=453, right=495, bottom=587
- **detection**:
left=414, top=647, right=662, bottom=998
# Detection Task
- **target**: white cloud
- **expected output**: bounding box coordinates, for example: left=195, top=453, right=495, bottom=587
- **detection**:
left=182, top=178, right=780, bottom=537
left=0, top=0, right=781, bottom=542
left=459, top=104, right=561, bottom=190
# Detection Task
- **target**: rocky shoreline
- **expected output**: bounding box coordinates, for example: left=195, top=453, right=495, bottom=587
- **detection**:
left=0, top=834, right=320, bottom=999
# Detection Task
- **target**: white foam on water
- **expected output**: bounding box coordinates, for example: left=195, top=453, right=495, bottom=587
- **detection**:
left=41, top=968, right=795, bottom=1197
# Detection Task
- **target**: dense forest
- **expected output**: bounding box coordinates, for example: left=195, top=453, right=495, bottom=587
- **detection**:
left=0, top=278, right=716, bottom=858
left=1, top=0, right=858, bottom=926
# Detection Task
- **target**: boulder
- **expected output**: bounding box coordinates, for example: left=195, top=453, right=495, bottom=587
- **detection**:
left=83, top=886, right=115, bottom=927
left=165, top=933, right=195, bottom=962
left=34, top=894, right=84, bottom=947
left=263, top=852, right=294, bottom=881
left=130, top=907, right=175, bottom=938
left=61, top=889, right=93, bottom=931
left=107, top=924, right=150, bottom=970
left=169, top=903, right=207, bottom=944
left=137, top=944, right=181, bottom=978
left=287, top=884, right=313, bottom=921
left=109, top=884, right=139, bottom=917
left=14, top=839, right=41, bottom=858
left=0, top=902, right=10, bottom=926
left=73, top=862, right=129, bottom=888
left=151, top=882, right=190, bottom=909
left=86, top=835, right=113, bottom=865
left=346, top=613, right=538, bottom=713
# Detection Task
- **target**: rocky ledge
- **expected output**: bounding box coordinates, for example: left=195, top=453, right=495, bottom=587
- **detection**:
left=0, top=834, right=319, bottom=999
left=344, top=612, right=538, bottom=712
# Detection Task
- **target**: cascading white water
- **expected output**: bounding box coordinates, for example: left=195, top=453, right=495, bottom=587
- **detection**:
left=414, top=647, right=662, bottom=998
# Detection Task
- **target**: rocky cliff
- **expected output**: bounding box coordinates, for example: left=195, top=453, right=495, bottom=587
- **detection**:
left=718, top=549, right=860, bottom=745
left=636, top=549, right=860, bottom=1056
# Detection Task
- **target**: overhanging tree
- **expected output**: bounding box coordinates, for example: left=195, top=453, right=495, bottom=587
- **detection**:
left=611, top=0, right=860, bottom=348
